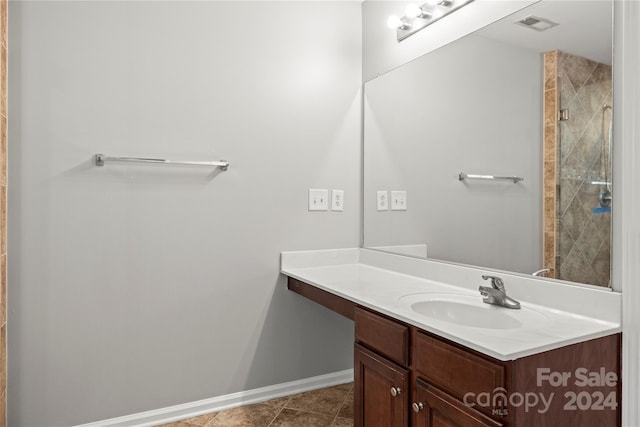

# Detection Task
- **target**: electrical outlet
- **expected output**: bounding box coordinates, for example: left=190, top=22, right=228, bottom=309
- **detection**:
left=377, top=191, right=389, bottom=211
left=309, top=189, right=329, bottom=211
left=391, top=191, right=407, bottom=211
left=331, top=190, right=344, bottom=211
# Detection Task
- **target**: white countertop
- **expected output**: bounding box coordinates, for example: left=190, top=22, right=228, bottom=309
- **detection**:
left=281, top=248, right=622, bottom=361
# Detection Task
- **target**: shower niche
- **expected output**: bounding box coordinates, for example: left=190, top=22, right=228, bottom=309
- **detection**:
left=542, top=50, right=612, bottom=287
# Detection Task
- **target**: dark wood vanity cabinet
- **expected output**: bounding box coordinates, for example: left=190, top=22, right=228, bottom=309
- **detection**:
left=413, top=379, right=503, bottom=427
left=355, top=306, right=506, bottom=427
left=287, top=277, right=621, bottom=427
left=354, top=307, right=411, bottom=427
left=411, top=331, right=506, bottom=427
left=354, top=344, right=409, bottom=427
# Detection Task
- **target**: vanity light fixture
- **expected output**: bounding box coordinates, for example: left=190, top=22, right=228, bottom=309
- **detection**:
left=425, top=0, right=452, bottom=6
left=387, top=15, right=411, bottom=30
left=405, top=3, right=432, bottom=20
left=388, top=0, right=474, bottom=42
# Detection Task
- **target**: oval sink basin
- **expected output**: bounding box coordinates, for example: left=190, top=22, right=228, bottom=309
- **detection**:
left=398, top=293, right=549, bottom=330
left=411, top=300, right=522, bottom=329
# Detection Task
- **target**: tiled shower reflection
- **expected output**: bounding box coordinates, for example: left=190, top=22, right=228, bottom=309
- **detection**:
left=552, top=51, right=612, bottom=287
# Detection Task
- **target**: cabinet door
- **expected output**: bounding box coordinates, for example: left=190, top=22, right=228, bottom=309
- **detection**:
left=412, top=379, right=503, bottom=427
left=354, top=343, right=409, bottom=427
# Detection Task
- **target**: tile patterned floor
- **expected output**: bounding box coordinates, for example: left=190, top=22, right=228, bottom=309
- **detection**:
left=156, top=382, right=354, bottom=427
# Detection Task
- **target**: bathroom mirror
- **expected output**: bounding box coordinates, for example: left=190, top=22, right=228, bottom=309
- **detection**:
left=363, top=0, right=613, bottom=288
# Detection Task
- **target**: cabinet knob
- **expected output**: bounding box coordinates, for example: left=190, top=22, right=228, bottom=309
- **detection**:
left=390, top=386, right=402, bottom=397
left=412, top=402, right=424, bottom=413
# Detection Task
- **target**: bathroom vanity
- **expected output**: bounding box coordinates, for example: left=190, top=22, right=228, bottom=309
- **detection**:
left=282, top=249, right=622, bottom=427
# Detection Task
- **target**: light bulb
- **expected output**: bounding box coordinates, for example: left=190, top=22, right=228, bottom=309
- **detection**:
left=387, top=15, right=402, bottom=29
left=406, top=3, right=432, bottom=19
left=405, top=3, right=422, bottom=18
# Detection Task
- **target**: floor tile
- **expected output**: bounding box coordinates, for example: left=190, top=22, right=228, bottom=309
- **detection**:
left=337, top=393, right=353, bottom=419
left=268, top=408, right=334, bottom=427
left=262, top=395, right=291, bottom=408
left=155, top=422, right=201, bottom=427
left=209, top=403, right=281, bottom=426
left=154, top=383, right=354, bottom=427
left=182, top=412, right=218, bottom=426
left=154, top=411, right=218, bottom=427
left=331, top=417, right=353, bottom=427
left=285, top=384, right=351, bottom=416
left=332, top=382, right=353, bottom=393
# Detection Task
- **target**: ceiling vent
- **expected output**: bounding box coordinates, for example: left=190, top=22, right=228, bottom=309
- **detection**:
left=515, top=15, right=559, bottom=32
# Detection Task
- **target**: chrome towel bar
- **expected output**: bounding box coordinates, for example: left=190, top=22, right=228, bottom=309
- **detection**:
left=458, top=172, right=523, bottom=184
left=94, top=154, right=229, bottom=171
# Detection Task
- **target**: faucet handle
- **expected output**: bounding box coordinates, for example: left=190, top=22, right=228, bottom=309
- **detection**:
left=482, top=275, right=505, bottom=292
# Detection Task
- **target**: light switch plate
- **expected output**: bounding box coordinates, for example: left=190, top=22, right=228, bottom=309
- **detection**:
left=377, top=191, right=389, bottom=211
left=391, top=191, right=407, bottom=211
left=331, top=190, right=344, bottom=211
left=309, top=189, right=329, bottom=211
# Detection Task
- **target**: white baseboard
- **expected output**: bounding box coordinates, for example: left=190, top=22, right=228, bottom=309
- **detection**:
left=74, top=369, right=354, bottom=427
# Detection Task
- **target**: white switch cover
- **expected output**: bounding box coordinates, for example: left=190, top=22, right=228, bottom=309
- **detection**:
left=331, top=190, right=344, bottom=211
left=309, top=189, right=329, bottom=211
left=377, top=191, right=389, bottom=211
left=391, top=191, right=407, bottom=211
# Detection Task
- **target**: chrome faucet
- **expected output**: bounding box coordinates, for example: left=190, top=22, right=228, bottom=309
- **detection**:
left=478, top=275, right=521, bottom=309
left=532, top=268, right=550, bottom=277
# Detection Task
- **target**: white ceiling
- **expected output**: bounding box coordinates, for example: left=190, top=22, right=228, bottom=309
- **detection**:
left=477, top=0, right=612, bottom=65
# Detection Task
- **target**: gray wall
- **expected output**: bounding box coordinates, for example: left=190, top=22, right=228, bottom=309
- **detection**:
left=363, top=34, right=542, bottom=274
left=8, top=2, right=361, bottom=426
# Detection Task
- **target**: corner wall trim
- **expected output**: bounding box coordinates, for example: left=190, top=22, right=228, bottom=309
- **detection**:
left=73, top=369, right=354, bottom=427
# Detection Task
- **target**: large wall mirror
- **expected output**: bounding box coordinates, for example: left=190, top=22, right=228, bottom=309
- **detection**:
left=363, top=0, right=613, bottom=288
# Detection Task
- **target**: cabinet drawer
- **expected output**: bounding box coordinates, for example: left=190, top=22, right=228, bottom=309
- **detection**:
left=414, top=332, right=505, bottom=403
left=414, top=379, right=503, bottom=427
left=355, top=307, right=409, bottom=367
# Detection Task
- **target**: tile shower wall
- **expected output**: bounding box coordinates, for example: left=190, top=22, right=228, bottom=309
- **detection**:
left=544, top=50, right=612, bottom=287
